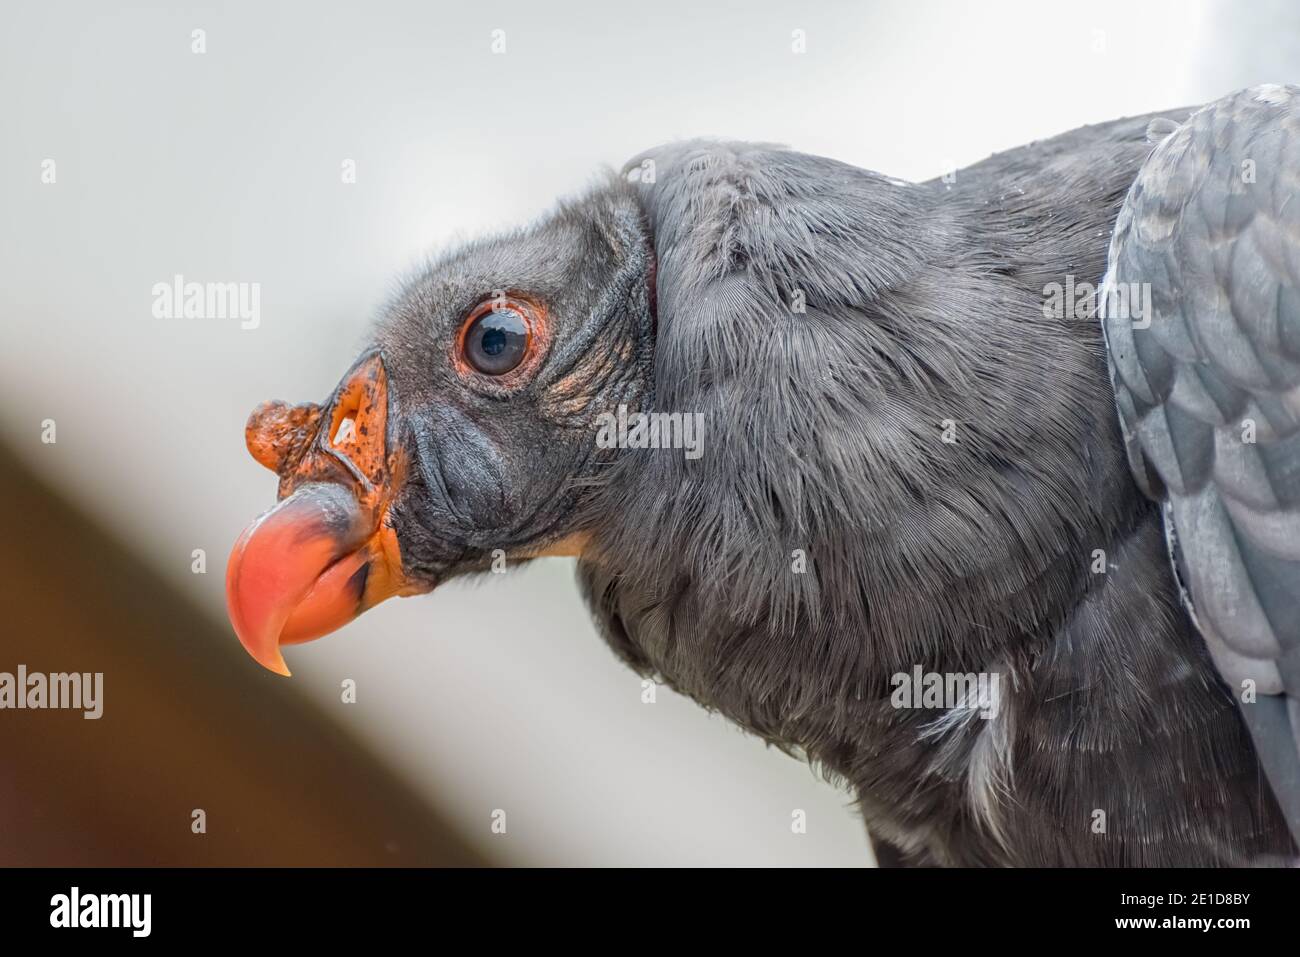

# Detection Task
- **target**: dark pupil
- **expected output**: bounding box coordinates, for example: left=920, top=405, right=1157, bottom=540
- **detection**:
left=481, top=327, right=508, bottom=357
left=467, top=308, right=527, bottom=375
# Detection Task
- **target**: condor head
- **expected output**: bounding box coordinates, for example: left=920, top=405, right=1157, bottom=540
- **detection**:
left=226, top=183, right=655, bottom=674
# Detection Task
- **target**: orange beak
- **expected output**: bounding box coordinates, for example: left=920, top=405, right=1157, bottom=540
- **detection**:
left=225, top=354, right=425, bottom=676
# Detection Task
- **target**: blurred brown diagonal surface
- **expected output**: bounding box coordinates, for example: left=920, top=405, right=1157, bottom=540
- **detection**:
left=0, top=442, right=485, bottom=866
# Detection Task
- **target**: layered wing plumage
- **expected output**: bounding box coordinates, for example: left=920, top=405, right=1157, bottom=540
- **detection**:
left=1103, top=84, right=1300, bottom=840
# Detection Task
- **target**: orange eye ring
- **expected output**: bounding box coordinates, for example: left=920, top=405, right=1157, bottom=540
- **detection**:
left=453, top=294, right=550, bottom=385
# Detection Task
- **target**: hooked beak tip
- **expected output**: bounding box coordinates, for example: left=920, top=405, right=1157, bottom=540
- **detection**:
left=225, top=483, right=371, bottom=677
left=259, top=649, right=292, bottom=678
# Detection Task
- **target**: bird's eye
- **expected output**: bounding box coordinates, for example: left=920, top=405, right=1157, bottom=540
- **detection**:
left=459, top=299, right=534, bottom=376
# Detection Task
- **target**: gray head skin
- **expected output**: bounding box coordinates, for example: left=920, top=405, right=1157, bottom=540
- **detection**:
left=371, top=186, right=655, bottom=580
left=237, top=111, right=1294, bottom=866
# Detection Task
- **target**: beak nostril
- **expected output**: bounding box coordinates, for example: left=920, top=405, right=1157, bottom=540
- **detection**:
left=319, top=357, right=388, bottom=490
left=330, top=387, right=364, bottom=448
left=332, top=414, right=357, bottom=447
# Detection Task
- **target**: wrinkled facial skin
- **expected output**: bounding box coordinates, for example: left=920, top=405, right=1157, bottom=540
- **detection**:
left=226, top=177, right=657, bottom=675
left=377, top=183, right=656, bottom=580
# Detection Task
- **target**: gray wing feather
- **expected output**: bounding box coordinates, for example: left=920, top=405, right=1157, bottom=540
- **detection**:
left=1103, top=84, right=1300, bottom=840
